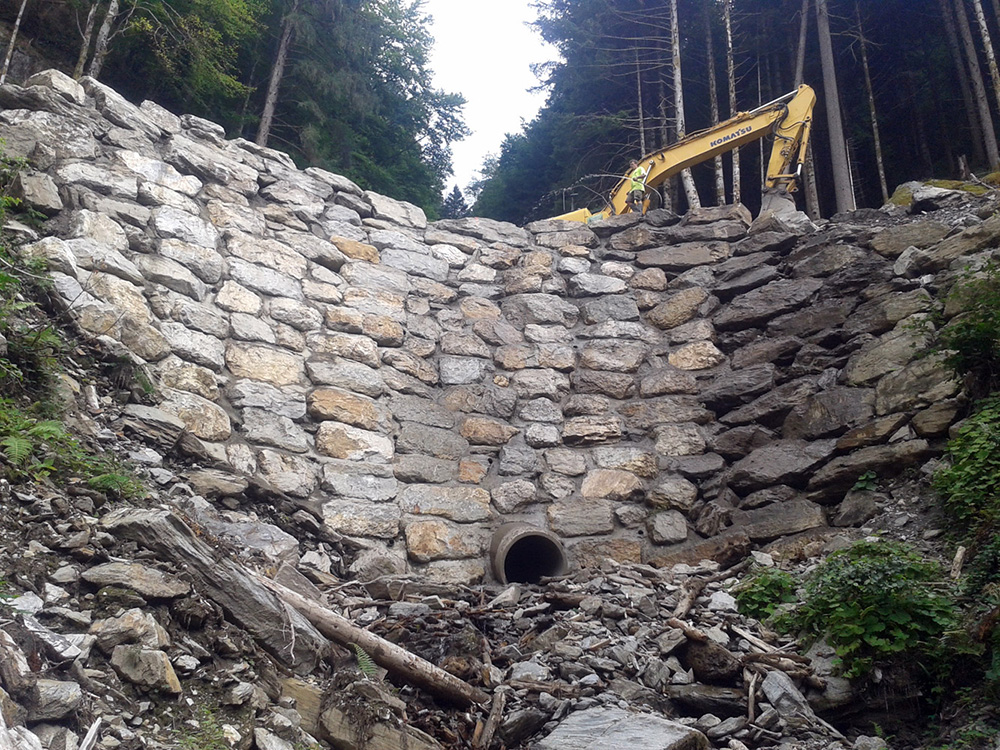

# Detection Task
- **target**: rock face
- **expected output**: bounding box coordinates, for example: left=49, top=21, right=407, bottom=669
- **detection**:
left=3, top=70, right=969, bottom=585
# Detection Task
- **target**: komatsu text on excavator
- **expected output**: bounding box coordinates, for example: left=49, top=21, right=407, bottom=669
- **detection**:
left=551, top=84, right=816, bottom=222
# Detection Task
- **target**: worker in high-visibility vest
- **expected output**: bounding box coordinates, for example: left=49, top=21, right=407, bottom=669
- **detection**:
left=625, top=159, right=648, bottom=213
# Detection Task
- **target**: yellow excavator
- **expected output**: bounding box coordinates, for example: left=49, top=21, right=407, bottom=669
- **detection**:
left=551, top=84, right=816, bottom=222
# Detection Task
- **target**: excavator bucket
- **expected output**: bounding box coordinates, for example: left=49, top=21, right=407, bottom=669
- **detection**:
left=759, top=189, right=799, bottom=217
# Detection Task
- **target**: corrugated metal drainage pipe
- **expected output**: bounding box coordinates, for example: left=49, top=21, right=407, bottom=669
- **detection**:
left=490, top=523, right=568, bottom=585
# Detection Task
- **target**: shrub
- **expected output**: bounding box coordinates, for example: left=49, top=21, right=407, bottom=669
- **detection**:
left=733, top=567, right=797, bottom=621
left=780, top=539, right=957, bottom=679
left=934, top=396, right=1000, bottom=529
left=934, top=262, right=1000, bottom=398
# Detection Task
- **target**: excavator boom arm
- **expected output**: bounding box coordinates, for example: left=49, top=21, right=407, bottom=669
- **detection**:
left=554, top=85, right=816, bottom=222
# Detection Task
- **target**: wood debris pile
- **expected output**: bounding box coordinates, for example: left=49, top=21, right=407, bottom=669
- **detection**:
left=285, top=556, right=862, bottom=750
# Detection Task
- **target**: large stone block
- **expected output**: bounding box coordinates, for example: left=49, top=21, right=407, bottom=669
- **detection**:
left=315, top=423, right=393, bottom=461
left=399, top=485, right=492, bottom=522
left=226, top=343, right=305, bottom=386
left=404, top=519, right=486, bottom=562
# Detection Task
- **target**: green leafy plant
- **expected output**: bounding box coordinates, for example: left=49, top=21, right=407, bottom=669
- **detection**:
left=852, top=470, right=879, bottom=492
left=934, top=396, right=1000, bottom=528
left=732, top=567, right=797, bottom=621
left=932, top=262, right=1000, bottom=397
left=778, top=539, right=957, bottom=679
left=926, top=719, right=1000, bottom=750
left=0, top=141, right=63, bottom=395
left=87, top=472, right=147, bottom=499
left=933, top=396, right=1000, bottom=699
left=177, top=706, right=231, bottom=750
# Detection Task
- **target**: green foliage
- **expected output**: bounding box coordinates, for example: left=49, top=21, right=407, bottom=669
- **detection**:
left=933, top=396, right=1000, bottom=528
left=732, top=567, right=797, bottom=621
left=852, top=470, right=879, bottom=492
left=440, top=185, right=468, bottom=219
left=350, top=642, right=378, bottom=678
left=249, top=0, right=467, bottom=214
left=0, top=435, right=32, bottom=466
left=178, top=706, right=231, bottom=750
left=107, top=0, right=263, bottom=126
left=933, top=262, right=1000, bottom=398
left=0, top=400, right=144, bottom=497
left=87, top=472, right=147, bottom=499
left=933, top=396, right=1000, bottom=699
left=926, top=719, right=1000, bottom=750
left=0, top=145, right=144, bottom=500
left=0, top=142, right=63, bottom=392
left=779, top=539, right=957, bottom=679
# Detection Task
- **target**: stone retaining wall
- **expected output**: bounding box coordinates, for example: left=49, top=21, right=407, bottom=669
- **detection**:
left=3, top=69, right=980, bottom=584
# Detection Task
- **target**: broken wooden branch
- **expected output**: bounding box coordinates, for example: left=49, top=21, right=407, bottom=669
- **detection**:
left=745, top=667, right=758, bottom=723
left=257, top=575, right=490, bottom=708
left=474, top=686, right=509, bottom=750
left=507, top=678, right=581, bottom=698
left=951, top=546, right=967, bottom=579
left=742, top=652, right=810, bottom=670
left=673, top=558, right=753, bottom=618
left=729, top=624, right=778, bottom=653
left=666, top=617, right=709, bottom=642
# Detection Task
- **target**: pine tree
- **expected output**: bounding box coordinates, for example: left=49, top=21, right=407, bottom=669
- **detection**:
left=440, top=186, right=468, bottom=219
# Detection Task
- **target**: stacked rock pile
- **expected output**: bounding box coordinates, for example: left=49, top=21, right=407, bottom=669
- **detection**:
left=4, top=66, right=995, bottom=750
left=3, top=69, right=989, bottom=587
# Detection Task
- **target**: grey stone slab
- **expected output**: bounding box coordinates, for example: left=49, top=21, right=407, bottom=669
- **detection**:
left=535, top=707, right=707, bottom=750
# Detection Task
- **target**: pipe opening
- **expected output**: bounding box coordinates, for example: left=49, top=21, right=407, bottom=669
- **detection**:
left=491, top=524, right=567, bottom=584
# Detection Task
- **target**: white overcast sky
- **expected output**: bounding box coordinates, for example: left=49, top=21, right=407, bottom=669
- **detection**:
left=422, top=0, right=555, bottom=197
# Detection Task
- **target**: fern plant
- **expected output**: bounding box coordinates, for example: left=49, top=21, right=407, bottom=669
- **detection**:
left=0, top=434, right=31, bottom=466
left=350, top=643, right=379, bottom=678
left=0, top=399, right=144, bottom=498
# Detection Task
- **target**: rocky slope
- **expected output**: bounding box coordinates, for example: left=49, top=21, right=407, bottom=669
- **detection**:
left=0, top=68, right=996, bottom=750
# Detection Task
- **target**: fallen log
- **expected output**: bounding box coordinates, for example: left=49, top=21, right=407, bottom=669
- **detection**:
left=258, top=575, right=490, bottom=708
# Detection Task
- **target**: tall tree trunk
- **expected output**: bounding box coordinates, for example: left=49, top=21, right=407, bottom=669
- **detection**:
left=954, top=0, right=1000, bottom=169
left=724, top=0, right=741, bottom=205
left=705, top=3, right=725, bottom=205
left=657, top=68, right=676, bottom=211
left=794, top=0, right=809, bottom=87
left=794, top=0, right=821, bottom=218
left=758, top=64, right=764, bottom=186
left=257, top=0, right=300, bottom=147
left=636, top=48, right=647, bottom=156
left=670, top=0, right=701, bottom=210
left=0, top=0, right=30, bottom=86
left=73, top=1, right=99, bottom=80
left=940, top=0, right=987, bottom=167
left=855, top=4, right=888, bottom=203
left=86, top=0, right=119, bottom=79
left=972, top=0, right=1000, bottom=123
left=909, top=73, right=936, bottom=174
left=815, top=0, right=856, bottom=213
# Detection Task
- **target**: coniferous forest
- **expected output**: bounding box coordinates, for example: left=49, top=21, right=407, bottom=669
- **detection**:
left=3, top=0, right=1000, bottom=224
left=472, top=0, right=1000, bottom=224
left=1, top=0, right=468, bottom=215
